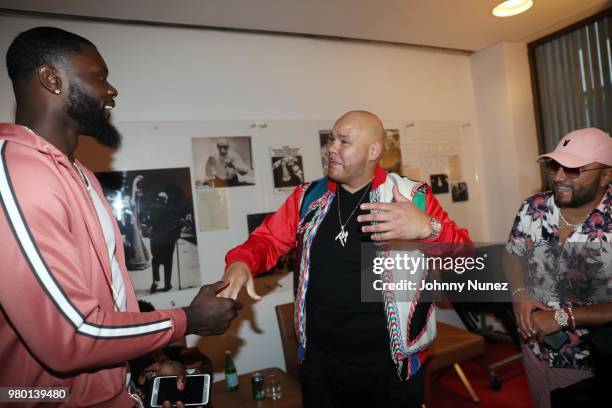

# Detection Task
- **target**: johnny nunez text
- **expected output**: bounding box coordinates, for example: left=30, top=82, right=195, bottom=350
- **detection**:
left=372, top=279, right=509, bottom=292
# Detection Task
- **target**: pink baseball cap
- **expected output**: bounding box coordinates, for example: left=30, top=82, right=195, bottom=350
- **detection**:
left=537, top=128, right=612, bottom=167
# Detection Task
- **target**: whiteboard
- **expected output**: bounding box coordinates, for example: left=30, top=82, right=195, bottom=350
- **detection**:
left=401, top=120, right=485, bottom=241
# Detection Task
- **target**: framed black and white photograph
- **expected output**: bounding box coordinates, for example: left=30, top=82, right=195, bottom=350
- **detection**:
left=192, top=136, right=255, bottom=189
left=96, top=167, right=200, bottom=296
left=452, top=182, right=469, bottom=202
left=430, top=174, right=450, bottom=194
left=271, top=147, right=304, bottom=191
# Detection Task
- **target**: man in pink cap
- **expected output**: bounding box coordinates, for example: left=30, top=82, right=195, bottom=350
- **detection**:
left=505, top=128, right=612, bottom=407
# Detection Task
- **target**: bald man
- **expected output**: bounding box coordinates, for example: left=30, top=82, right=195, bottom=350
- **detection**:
left=220, top=111, right=471, bottom=407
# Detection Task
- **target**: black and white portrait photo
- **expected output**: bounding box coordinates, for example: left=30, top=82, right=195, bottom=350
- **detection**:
left=271, top=147, right=304, bottom=190
left=452, top=182, right=469, bottom=202
left=96, top=167, right=201, bottom=296
left=192, top=136, right=255, bottom=188
left=430, top=174, right=450, bottom=194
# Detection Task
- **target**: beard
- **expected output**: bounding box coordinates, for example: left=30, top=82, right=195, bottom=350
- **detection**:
left=553, top=175, right=602, bottom=208
left=67, top=82, right=121, bottom=148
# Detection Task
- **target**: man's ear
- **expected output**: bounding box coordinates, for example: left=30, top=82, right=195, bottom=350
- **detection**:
left=37, top=65, right=63, bottom=95
left=368, top=141, right=383, bottom=162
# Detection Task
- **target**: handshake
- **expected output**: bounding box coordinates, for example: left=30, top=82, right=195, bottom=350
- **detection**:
left=182, top=262, right=258, bottom=336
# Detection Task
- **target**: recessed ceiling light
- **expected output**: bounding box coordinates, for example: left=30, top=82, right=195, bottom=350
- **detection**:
left=492, top=0, right=534, bottom=17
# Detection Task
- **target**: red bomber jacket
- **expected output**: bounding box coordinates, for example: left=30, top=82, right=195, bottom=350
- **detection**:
left=226, top=165, right=471, bottom=275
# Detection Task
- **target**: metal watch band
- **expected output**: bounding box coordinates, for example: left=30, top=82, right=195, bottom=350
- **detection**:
left=425, top=217, right=442, bottom=240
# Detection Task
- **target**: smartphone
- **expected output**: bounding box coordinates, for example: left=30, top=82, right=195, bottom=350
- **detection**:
left=149, top=374, right=210, bottom=407
left=543, top=331, right=569, bottom=350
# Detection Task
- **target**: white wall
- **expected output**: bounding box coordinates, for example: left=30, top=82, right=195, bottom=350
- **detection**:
left=470, top=41, right=541, bottom=242
left=0, top=15, right=539, bottom=376
left=0, top=16, right=477, bottom=122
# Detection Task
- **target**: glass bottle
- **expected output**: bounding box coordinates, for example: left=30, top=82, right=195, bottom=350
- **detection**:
left=224, top=350, right=239, bottom=391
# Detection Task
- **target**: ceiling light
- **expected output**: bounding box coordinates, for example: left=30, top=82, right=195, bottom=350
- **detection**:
left=492, top=0, right=533, bottom=17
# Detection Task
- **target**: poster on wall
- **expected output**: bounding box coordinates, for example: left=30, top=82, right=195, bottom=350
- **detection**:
left=430, top=174, right=450, bottom=194
left=192, top=136, right=255, bottom=188
left=271, top=146, right=304, bottom=192
left=448, top=155, right=463, bottom=181
left=318, top=129, right=403, bottom=175
left=197, top=189, right=229, bottom=231
left=452, top=182, right=469, bottom=202
left=96, top=167, right=201, bottom=296
left=246, top=212, right=296, bottom=279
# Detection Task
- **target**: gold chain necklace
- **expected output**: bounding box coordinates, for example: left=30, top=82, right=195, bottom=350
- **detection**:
left=334, top=180, right=372, bottom=247
left=559, top=210, right=581, bottom=229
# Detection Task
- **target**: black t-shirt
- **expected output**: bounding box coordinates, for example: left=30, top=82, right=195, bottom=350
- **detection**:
left=306, top=183, right=392, bottom=371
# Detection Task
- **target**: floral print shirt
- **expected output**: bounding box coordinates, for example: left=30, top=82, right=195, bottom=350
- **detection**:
left=506, top=185, right=612, bottom=370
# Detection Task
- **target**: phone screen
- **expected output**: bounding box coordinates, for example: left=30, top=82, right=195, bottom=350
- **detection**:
left=543, top=331, right=569, bottom=350
left=150, top=374, right=210, bottom=407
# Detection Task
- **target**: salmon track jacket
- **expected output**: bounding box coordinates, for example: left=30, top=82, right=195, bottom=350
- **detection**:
left=0, top=124, right=187, bottom=407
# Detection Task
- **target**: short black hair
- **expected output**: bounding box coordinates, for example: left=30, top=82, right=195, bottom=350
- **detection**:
left=6, top=26, right=94, bottom=85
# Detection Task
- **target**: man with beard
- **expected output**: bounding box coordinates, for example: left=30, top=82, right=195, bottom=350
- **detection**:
left=505, top=128, right=612, bottom=408
left=0, top=27, right=241, bottom=407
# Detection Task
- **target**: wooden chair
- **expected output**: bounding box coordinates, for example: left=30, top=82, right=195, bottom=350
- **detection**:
left=275, top=302, right=300, bottom=379
left=424, top=321, right=486, bottom=404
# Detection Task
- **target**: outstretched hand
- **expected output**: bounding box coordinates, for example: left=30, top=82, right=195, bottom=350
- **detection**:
left=183, top=281, right=242, bottom=336
left=358, top=184, right=432, bottom=241
left=217, top=261, right=261, bottom=301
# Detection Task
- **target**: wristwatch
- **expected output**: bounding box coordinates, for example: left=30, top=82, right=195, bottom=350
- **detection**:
left=554, top=308, right=569, bottom=329
left=424, top=217, right=442, bottom=240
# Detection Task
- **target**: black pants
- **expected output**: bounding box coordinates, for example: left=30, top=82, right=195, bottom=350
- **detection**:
left=152, top=255, right=173, bottom=287
left=151, top=243, right=175, bottom=287
left=300, top=345, right=425, bottom=408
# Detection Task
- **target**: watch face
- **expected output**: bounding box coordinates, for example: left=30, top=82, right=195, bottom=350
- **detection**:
left=432, top=218, right=442, bottom=231
left=554, top=309, right=569, bottom=327
left=430, top=217, right=442, bottom=236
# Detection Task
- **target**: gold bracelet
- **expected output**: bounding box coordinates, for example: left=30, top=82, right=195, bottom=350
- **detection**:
left=565, top=306, right=575, bottom=331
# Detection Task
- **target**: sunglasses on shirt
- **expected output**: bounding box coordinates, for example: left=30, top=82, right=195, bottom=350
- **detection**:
left=542, top=159, right=608, bottom=180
